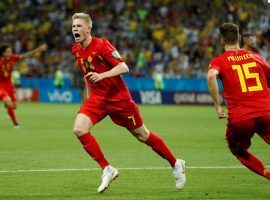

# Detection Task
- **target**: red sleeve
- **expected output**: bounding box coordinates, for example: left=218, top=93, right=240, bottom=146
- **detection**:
left=209, top=57, right=221, bottom=72
left=255, top=54, right=270, bottom=74
left=100, top=39, right=123, bottom=67
left=11, top=54, right=21, bottom=62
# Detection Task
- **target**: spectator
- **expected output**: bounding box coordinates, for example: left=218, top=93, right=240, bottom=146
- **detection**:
left=0, top=0, right=269, bottom=80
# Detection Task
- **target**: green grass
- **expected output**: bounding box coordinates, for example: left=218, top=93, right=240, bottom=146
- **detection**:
left=0, top=103, right=269, bottom=200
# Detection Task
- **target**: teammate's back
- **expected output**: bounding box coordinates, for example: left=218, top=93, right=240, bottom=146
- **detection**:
left=210, top=49, right=270, bottom=122
left=208, top=22, right=270, bottom=180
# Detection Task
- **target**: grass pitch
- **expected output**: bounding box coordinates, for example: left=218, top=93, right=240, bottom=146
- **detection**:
left=0, top=103, right=269, bottom=199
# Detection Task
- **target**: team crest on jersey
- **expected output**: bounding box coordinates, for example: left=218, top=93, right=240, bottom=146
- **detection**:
left=112, top=51, right=121, bottom=59
left=82, top=59, right=95, bottom=72
left=83, top=60, right=90, bottom=69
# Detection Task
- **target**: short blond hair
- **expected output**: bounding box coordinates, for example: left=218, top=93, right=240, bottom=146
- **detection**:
left=72, top=13, right=92, bottom=28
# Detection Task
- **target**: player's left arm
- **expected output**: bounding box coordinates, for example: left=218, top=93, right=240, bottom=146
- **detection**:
left=19, top=43, right=47, bottom=59
left=84, top=77, right=91, bottom=98
left=207, top=69, right=227, bottom=119
left=85, top=62, right=129, bottom=83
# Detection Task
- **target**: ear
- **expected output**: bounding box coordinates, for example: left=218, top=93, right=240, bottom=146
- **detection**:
left=220, top=38, right=225, bottom=46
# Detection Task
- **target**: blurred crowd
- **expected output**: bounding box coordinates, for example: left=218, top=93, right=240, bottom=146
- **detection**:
left=1, top=0, right=270, bottom=84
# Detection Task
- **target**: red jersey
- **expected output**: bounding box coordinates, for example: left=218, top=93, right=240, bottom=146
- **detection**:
left=209, top=49, right=270, bottom=123
left=0, top=54, right=20, bottom=89
left=71, top=37, right=132, bottom=101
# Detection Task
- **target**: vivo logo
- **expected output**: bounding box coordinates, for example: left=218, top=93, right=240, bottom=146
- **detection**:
left=48, top=90, right=73, bottom=103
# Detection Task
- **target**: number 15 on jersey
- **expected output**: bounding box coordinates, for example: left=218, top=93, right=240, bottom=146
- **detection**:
left=232, top=62, right=263, bottom=93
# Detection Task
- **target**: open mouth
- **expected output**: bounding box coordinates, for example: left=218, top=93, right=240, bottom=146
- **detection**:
left=74, top=33, right=81, bottom=38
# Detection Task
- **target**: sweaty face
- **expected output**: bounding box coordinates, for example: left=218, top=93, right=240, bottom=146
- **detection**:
left=3, top=48, right=12, bottom=59
left=72, top=18, right=90, bottom=43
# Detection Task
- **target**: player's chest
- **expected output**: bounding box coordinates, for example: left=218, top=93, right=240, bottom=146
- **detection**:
left=76, top=51, right=105, bottom=73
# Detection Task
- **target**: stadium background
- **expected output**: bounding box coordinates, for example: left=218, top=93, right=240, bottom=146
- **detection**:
left=1, top=1, right=270, bottom=199
left=1, top=0, right=270, bottom=104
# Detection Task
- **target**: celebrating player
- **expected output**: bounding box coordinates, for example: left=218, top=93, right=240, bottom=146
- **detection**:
left=207, top=22, right=270, bottom=180
left=0, top=43, right=47, bottom=127
left=71, top=13, right=186, bottom=193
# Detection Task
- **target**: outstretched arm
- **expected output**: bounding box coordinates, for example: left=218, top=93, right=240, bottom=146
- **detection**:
left=19, top=43, right=47, bottom=59
left=207, top=69, right=227, bottom=119
left=85, top=62, right=129, bottom=83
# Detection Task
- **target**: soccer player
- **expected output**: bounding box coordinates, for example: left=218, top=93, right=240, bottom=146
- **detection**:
left=0, top=43, right=47, bottom=127
left=71, top=12, right=186, bottom=193
left=241, top=32, right=260, bottom=53
left=207, top=22, right=270, bottom=180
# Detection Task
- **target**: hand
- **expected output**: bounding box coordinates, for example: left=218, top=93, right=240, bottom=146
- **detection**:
left=216, top=106, right=227, bottom=119
left=85, top=72, right=104, bottom=83
left=37, top=43, right=48, bottom=52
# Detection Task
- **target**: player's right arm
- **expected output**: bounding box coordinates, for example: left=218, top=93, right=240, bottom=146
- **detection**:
left=85, top=62, right=129, bottom=83
left=85, top=39, right=129, bottom=83
left=207, top=68, right=227, bottom=119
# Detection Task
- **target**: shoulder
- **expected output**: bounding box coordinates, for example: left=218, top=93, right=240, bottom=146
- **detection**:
left=92, top=37, right=111, bottom=48
left=71, top=43, right=80, bottom=54
left=93, top=37, right=109, bottom=43
left=86, top=37, right=109, bottom=53
left=251, top=51, right=269, bottom=66
left=93, top=38, right=117, bottom=55
left=251, top=51, right=263, bottom=59
left=209, top=54, right=225, bottom=71
left=210, top=53, right=224, bottom=65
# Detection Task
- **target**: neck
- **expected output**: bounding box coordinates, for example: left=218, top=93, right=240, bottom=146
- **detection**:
left=224, top=44, right=240, bottom=51
left=80, top=35, right=92, bottom=48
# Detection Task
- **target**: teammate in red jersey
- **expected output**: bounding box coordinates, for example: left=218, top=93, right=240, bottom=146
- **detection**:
left=71, top=13, right=186, bottom=193
left=208, top=22, right=270, bottom=180
left=0, top=43, right=47, bottom=127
